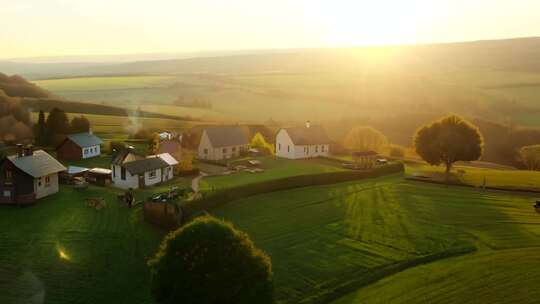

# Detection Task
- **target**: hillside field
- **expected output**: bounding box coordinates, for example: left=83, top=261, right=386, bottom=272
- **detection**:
left=212, top=176, right=540, bottom=304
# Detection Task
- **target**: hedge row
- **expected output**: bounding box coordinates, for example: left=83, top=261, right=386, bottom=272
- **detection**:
left=183, top=162, right=404, bottom=217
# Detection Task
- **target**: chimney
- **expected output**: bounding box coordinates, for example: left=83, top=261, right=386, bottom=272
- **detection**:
left=306, top=120, right=311, bottom=128
left=23, top=145, right=34, bottom=156
left=16, top=144, right=23, bottom=157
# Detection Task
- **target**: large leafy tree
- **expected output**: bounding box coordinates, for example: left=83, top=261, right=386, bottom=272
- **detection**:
left=344, top=126, right=388, bottom=152
left=148, top=216, right=274, bottom=304
left=414, top=115, right=483, bottom=176
left=70, top=115, right=90, bottom=133
left=45, top=107, right=70, bottom=145
left=250, top=132, right=274, bottom=155
left=518, top=145, right=540, bottom=171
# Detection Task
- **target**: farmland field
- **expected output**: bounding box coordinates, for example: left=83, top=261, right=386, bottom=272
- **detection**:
left=32, top=70, right=540, bottom=128
left=212, top=176, right=540, bottom=304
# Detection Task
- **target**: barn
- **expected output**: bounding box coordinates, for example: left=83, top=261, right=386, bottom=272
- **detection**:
left=57, top=132, right=103, bottom=160
left=0, top=145, right=66, bottom=205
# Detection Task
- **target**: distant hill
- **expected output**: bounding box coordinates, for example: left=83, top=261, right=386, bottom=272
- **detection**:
left=3, top=37, right=540, bottom=79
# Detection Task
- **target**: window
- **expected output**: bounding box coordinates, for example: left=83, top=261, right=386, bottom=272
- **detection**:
left=4, top=170, right=12, bottom=185
left=315, top=146, right=318, bottom=152
left=112, top=166, right=116, bottom=177
left=223, top=148, right=227, bottom=154
left=45, top=175, right=51, bottom=187
left=3, top=190, right=11, bottom=197
left=149, top=170, right=157, bottom=179
left=121, top=167, right=126, bottom=180
left=278, top=143, right=281, bottom=151
left=287, top=145, right=290, bottom=152
left=232, top=147, right=236, bottom=152
left=38, top=177, right=42, bottom=187
left=322, top=145, right=325, bottom=152
left=204, top=148, right=208, bottom=154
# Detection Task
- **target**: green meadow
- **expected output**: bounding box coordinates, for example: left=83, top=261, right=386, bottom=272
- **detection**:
left=213, top=176, right=540, bottom=304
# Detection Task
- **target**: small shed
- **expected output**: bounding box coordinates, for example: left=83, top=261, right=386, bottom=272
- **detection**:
left=87, top=168, right=112, bottom=186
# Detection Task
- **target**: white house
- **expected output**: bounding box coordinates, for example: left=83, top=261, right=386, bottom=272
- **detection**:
left=198, top=126, right=249, bottom=160
left=111, top=150, right=178, bottom=189
left=275, top=122, right=331, bottom=159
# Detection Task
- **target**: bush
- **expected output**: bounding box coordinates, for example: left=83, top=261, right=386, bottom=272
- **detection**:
left=388, top=145, right=405, bottom=158
left=108, top=141, right=127, bottom=155
left=148, top=216, right=274, bottom=304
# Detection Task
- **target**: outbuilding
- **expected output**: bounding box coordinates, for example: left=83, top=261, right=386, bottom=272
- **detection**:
left=56, top=132, right=103, bottom=160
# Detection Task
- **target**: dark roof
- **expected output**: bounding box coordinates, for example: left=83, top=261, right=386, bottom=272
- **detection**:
left=282, top=125, right=331, bottom=145
left=204, top=126, right=249, bottom=148
left=7, top=150, right=66, bottom=178
left=123, top=157, right=168, bottom=175
left=65, top=132, right=103, bottom=148
left=157, top=140, right=182, bottom=155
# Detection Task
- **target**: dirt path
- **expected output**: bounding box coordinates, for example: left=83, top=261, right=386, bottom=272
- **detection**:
left=191, top=172, right=208, bottom=193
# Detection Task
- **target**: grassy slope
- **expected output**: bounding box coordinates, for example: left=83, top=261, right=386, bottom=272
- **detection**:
left=0, top=186, right=162, bottom=304
left=332, top=248, right=540, bottom=304
left=212, top=176, right=540, bottom=304
left=406, top=162, right=540, bottom=191
left=200, top=157, right=347, bottom=190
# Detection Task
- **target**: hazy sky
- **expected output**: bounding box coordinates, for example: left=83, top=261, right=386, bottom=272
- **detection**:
left=1, top=0, right=539, bottom=59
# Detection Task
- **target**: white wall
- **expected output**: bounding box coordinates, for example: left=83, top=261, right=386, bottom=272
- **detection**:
left=111, top=164, right=139, bottom=189
left=276, top=129, right=330, bottom=159
left=276, top=129, right=296, bottom=159
left=143, top=168, right=163, bottom=187
left=34, top=173, right=59, bottom=199
left=162, top=166, right=174, bottom=181
left=82, top=145, right=101, bottom=159
left=198, top=131, right=247, bottom=160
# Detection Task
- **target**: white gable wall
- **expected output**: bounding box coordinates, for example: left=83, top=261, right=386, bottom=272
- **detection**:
left=82, top=145, right=101, bottom=159
left=276, top=129, right=330, bottom=159
left=111, top=164, right=139, bottom=189
left=276, top=129, right=296, bottom=159
left=34, top=173, right=59, bottom=199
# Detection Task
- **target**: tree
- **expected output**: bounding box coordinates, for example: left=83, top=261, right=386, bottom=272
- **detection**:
left=176, top=151, right=194, bottom=172
left=148, top=133, right=160, bottom=154
left=344, top=126, right=388, bottom=152
left=519, top=145, right=540, bottom=171
left=45, top=107, right=70, bottom=145
left=34, top=110, right=46, bottom=145
left=388, top=144, right=405, bottom=158
left=414, top=115, right=483, bottom=178
left=70, top=115, right=90, bottom=133
left=148, top=216, right=273, bottom=304
left=250, top=132, right=274, bottom=155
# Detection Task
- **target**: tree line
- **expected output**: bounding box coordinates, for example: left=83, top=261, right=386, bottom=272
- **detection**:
left=34, top=108, right=90, bottom=146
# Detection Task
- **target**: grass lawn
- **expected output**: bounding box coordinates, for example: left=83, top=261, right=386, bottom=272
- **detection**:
left=200, top=156, right=347, bottom=190
left=61, top=154, right=113, bottom=169
left=0, top=186, right=163, bottom=304
left=406, top=161, right=540, bottom=191
left=212, top=176, right=540, bottom=304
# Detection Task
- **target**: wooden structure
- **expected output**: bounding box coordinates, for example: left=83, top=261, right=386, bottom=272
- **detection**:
left=352, top=151, right=378, bottom=169
left=0, top=145, right=66, bottom=205
left=57, top=132, right=103, bottom=160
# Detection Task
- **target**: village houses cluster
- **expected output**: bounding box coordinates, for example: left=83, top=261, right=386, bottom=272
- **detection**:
left=0, top=121, right=334, bottom=205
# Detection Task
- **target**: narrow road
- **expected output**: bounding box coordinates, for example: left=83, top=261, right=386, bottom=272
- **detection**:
left=191, top=172, right=208, bottom=194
